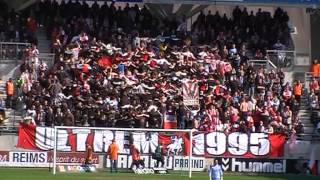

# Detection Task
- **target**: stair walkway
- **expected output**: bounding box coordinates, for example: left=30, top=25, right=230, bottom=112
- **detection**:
left=0, top=28, right=52, bottom=133
left=36, top=27, right=51, bottom=53
left=0, top=81, right=23, bottom=133
left=298, top=89, right=316, bottom=140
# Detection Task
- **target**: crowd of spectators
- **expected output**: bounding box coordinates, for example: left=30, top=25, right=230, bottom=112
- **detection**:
left=308, top=59, right=320, bottom=135
left=0, top=1, right=37, bottom=43
left=31, top=0, right=291, bottom=57
left=11, top=2, right=302, bottom=135
left=0, top=0, right=38, bottom=60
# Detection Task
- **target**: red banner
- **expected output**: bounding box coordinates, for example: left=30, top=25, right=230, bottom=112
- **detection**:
left=17, top=124, right=285, bottom=158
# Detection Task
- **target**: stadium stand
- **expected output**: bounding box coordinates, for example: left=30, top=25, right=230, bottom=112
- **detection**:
left=0, top=1, right=301, bottom=138
left=0, top=1, right=319, bottom=178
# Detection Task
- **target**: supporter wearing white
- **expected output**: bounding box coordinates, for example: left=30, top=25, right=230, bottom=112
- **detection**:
left=258, top=121, right=265, bottom=133
left=104, top=97, right=119, bottom=110
left=159, top=57, right=172, bottom=66
left=79, top=32, right=89, bottom=44
left=182, top=49, right=196, bottom=60
left=271, top=96, right=280, bottom=110
left=229, top=43, right=237, bottom=56
left=310, top=91, right=319, bottom=109
left=26, top=105, right=36, bottom=124
left=283, top=106, right=293, bottom=129
left=248, top=99, right=256, bottom=112
left=38, top=59, right=48, bottom=72
left=30, top=45, right=39, bottom=66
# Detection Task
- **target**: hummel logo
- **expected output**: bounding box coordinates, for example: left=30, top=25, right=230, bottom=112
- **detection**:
left=222, top=158, right=229, bottom=164
left=222, top=158, right=230, bottom=171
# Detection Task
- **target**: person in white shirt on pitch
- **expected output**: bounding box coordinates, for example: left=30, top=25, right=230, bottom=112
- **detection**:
left=209, top=159, right=223, bottom=180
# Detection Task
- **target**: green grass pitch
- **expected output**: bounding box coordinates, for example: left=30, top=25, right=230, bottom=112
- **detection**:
left=0, top=168, right=318, bottom=180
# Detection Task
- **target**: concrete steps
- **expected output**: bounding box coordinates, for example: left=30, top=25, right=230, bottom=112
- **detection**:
left=36, top=27, right=51, bottom=53
left=0, top=81, right=24, bottom=129
left=297, top=91, right=316, bottom=137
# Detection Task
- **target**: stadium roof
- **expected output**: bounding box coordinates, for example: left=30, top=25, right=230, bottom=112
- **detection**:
left=2, top=0, right=320, bottom=12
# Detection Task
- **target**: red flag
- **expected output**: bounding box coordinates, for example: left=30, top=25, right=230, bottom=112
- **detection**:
left=97, top=56, right=112, bottom=68
left=16, top=123, right=38, bottom=150
left=309, top=148, right=318, bottom=175
left=268, top=134, right=285, bottom=157
left=183, top=133, right=191, bottom=156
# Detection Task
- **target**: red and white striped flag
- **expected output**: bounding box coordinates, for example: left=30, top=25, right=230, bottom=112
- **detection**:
left=182, top=81, right=199, bottom=106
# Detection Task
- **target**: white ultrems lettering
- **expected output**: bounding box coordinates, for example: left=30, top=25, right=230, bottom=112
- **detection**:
left=72, top=129, right=91, bottom=152
left=114, top=131, right=128, bottom=154
left=92, top=130, right=114, bottom=152
left=250, top=133, right=270, bottom=156
left=193, top=133, right=205, bottom=155
left=35, top=127, right=54, bottom=150
left=228, top=133, right=248, bottom=155
left=131, top=132, right=158, bottom=154
left=37, top=127, right=271, bottom=156
left=92, top=130, right=128, bottom=153
left=56, top=129, right=71, bottom=151
left=206, top=132, right=226, bottom=155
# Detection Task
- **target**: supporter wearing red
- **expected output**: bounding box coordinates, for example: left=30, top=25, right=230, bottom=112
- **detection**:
left=309, top=77, right=319, bottom=93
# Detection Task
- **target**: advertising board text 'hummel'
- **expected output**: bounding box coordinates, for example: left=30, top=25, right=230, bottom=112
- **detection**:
left=218, top=158, right=286, bottom=173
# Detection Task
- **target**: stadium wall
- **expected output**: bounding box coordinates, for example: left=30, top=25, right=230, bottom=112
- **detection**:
left=0, top=63, right=21, bottom=82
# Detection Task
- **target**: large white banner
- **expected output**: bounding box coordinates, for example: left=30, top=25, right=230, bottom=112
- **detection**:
left=17, top=125, right=286, bottom=158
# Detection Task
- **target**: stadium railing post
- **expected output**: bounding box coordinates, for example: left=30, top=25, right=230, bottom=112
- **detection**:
left=188, top=129, right=193, bottom=179
left=53, top=126, right=57, bottom=175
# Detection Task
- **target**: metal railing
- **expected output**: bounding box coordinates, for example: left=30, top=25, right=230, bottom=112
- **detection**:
left=248, top=59, right=277, bottom=70
left=0, top=42, right=55, bottom=67
left=0, top=42, right=31, bottom=61
left=39, top=53, right=55, bottom=68
left=266, top=50, right=296, bottom=69
left=0, top=125, right=18, bottom=134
